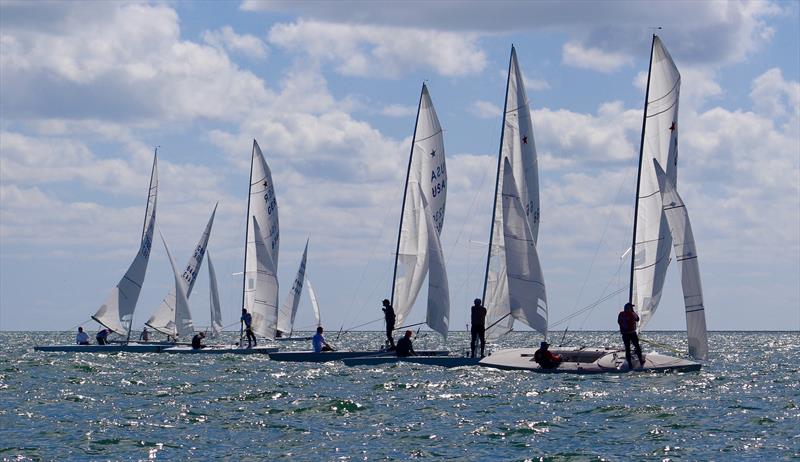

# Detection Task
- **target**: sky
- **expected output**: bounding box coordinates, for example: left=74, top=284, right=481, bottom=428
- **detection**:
left=1, top=0, right=798, bottom=335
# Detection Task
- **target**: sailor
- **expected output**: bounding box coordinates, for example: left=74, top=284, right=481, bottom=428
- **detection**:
left=618, top=302, right=645, bottom=369
left=139, top=327, right=149, bottom=342
left=311, top=326, right=334, bottom=353
left=381, top=299, right=396, bottom=349
left=76, top=327, right=90, bottom=345
left=191, top=332, right=206, bottom=350
left=395, top=330, right=416, bottom=357
left=470, top=298, right=487, bottom=358
left=533, top=341, right=562, bottom=369
left=95, top=328, right=110, bottom=345
left=241, top=308, right=257, bottom=348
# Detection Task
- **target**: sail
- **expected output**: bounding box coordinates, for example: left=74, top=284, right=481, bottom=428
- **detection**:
left=500, top=159, right=547, bottom=336
left=158, top=230, right=194, bottom=338
left=92, top=152, right=158, bottom=335
left=248, top=217, right=279, bottom=339
left=485, top=46, right=541, bottom=340
left=146, top=204, right=217, bottom=337
left=207, top=251, right=223, bottom=338
left=306, top=277, right=321, bottom=327
left=242, top=140, right=280, bottom=335
left=654, top=160, right=708, bottom=360
left=631, top=36, right=681, bottom=328
left=392, top=83, right=447, bottom=325
left=421, top=186, right=450, bottom=339
left=277, top=239, right=308, bottom=335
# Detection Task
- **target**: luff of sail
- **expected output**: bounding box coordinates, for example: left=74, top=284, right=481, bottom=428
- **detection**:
left=484, top=46, right=541, bottom=340
left=631, top=35, right=681, bottom=328
left=392, top=83, right=447, bottom=327
left=500, top=158, right=547, bottom=336
left=277, top=239, right=308, bottom=335
left=420, top=185, right=450, bottom=339
left=207, top=251, right=223, bottom=338
left=159, top=229, right=193, bottom=337
left=654, top=160, right=708, bottom=360
left=146, top=203, right=217, bottom=337
left=92, top=152, right=158, bottom=335
left=249, top=216, right=279, bottom=339
left=242, top=140, right=280, bottom=337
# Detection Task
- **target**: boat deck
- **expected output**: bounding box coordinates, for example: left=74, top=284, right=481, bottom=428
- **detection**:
left=479, top=347, right=702, bottom=373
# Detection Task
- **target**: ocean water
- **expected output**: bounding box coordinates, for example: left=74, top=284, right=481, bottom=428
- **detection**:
left=0, top=331, right=798, bottom=461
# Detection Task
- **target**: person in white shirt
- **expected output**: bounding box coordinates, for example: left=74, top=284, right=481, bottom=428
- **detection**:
left=311, top=326, right=334, bottom=353
left=76, top=327, right=90, bottom=345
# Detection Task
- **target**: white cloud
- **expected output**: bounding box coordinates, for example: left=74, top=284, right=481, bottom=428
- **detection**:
left=469, top=100, right=502, bottom=119
left=381, top=104, right=416, bottom=117
left=562, top=41, right=632, bottom=73
left=202, top=25, right=268, bottom=59
left=267, top=19, right=487, bottom=78
left=750, top=68, right=800, bottom=120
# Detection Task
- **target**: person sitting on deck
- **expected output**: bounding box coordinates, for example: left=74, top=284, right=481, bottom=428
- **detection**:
left=140, top=327, right=149, bottom=342
left=395, top=330, right=416, bottom=357
left=95, top=328, right=110, bottom=345
left=192, top=332, right=206, bottom=350
left=618, top=302, right=645, bottom=369
left=311, top=327, right=334, bottom=353
left=76, top=327, right=90, bottom=345
left=533, top=341, right=562, bottom=369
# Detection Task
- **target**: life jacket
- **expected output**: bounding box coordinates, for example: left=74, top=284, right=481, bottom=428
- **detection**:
left=618, top=310, right=639, bottom=333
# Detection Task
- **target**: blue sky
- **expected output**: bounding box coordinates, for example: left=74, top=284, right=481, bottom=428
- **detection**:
left=1, top=0, right=798, bottom=334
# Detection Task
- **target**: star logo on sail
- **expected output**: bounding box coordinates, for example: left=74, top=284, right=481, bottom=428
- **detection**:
left=430, top=149, right=436, bottom=157
left=522, top=136, right=528, bottom=144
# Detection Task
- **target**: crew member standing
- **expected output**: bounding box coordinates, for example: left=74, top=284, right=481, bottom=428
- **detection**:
left=241, top=308, right=257, bottom=348
left=381, top=299, right=396, bottom=349
left=470, top=298, right=487, bottom=358
left=618, top=302, right=645, bottom=369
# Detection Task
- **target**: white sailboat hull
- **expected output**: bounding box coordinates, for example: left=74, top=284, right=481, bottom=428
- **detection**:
left=162, top=345, right=278, bottom=355
left=479, top=347, right=701, bottom=373
left=268, top=350, right=449, bottom=363
left=33, top=343, right=166, bottom=353
left=342, top=356, right=480, bottom=368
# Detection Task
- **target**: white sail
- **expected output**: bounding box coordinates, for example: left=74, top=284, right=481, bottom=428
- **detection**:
left=392, top=83, right=447, bottom=326
left=242, top=139, right=280, bottom=336
left=146, top=204, right=217, bottom=337
left=654, top=160, right=708, bottom=360
left=485, top=46, right=541, bottom=340
left=158, top=230, right=194, bottom=337
left=306, top=277, right=321, bottom=327
left=420, top=185, right=450, bottom=339
left=277, top=239, right=308, bottom=335
left=500, top=159, right=547, bottom=336
left=249, top=216, right=279, bottom=339
left=207, top=251, right=223, bottom=338
left=92, top=152, right=158, bottom=335
left=632, top=36, right=681, bottom=328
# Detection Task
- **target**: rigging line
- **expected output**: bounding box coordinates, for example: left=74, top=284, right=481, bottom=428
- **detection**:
left=550, top=286, right=627, bottom=328
left=341, top=317, right=383, bottom=333
left=639, top=337, right=683, bottom=356
left=577, top=256, right=628, bottom=331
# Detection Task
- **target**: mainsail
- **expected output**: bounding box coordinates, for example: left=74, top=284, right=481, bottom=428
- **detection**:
left=391, top=83, right=448, bottom=329
left=277, top=239, right=308, bottom=335
left=654, top=160, right=708, bottom=359
left=159, top=229, right=193, bottom=337
left=146, top=204, right=217, bottom=337
left=630, top=35, right=681, bottom=328
left=483, top=46, right=541, bottom=340
left=92, top=151, right=158, bottom=335
left=500, top=159, right=547, bottom=336
left=242, top=140, right=280, bottom=339
left=207, top=251, right=223, bottom=338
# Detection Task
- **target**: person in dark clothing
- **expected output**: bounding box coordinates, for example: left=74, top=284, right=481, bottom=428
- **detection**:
left=241, top=308, right=257, bottom=348
left=618, top=302, right=645, bottom=369
left=192, top=332, right=206, bottom=350
left=533, top=341, right=562, bottom=369
left=95, top=328, right=110, bottom=345
left=395, top=330, right=416, bottom=357
left=470, top=298, right=487, bottom=358
left=382, top=299, right=396, bottom=349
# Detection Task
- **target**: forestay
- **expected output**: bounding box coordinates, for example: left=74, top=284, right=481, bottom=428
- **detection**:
left=277, top=239, right=308, bottom=335
left=485, top=46, right=541, bottom=340
left=146, top=204, right=217, bottom=338
left=92, top=153, right=158, bottom=335
left=392, top=83, right=447, bottom=327
left=249, top=217, right=279, bottom=339
left=654, top=160, right=708, bottom=360
left=500, top=159, right=547, bottom=336
left=631, top=36, right=681, bottom=328
left=207, top=252, right=223, bottom=338
left=159, top=230, right=194, bottom=337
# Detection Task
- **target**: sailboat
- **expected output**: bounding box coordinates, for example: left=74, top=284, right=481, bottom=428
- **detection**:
left=481, top=35, right=707, bottom=373
left=275, top=240, right=313, bottom=341
left=35, top=151, right=162, bottom=353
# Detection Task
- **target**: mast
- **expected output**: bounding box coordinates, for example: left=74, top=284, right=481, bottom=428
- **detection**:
left=389, top=83, right=426, bottom=306
left=628, top=34, right=657, bottom=304
left=481, top=46, right=515, bottom=303
left=240, top=141, right=257, bottom=314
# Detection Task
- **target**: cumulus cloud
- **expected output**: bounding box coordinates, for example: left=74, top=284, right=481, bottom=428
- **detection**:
left=469, top=100, right=502, bottom=119
left=267, top=19, right=487, bottom=78
left=381, top=104, right=417, bottom=117
left=202, top=25, right=268, bottom=59
left=750, top=68, right=800, bottom=120
left=562, top=41, right=633, bottom=73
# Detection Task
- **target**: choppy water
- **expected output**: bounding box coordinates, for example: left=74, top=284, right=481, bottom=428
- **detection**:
left=1, top=331, right=798, bottom=461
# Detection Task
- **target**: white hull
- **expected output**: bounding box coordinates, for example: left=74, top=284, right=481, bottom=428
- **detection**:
left=34, top=343, right=165, bottom=353
left=479, top=347, right=701, bottom=373
left=162, top=345, right=278, bottom=354
left=268, top=349, right=449, bottom=363
left=343, top=356, right=480, bottom=368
